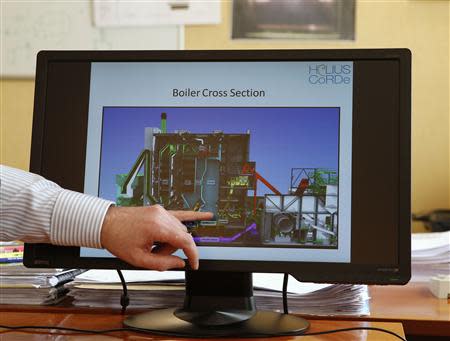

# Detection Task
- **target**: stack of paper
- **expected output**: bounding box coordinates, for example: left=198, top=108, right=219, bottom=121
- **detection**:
left=71, top=270, right=180, bottom=308
left=69, top=283, right=185, bottom=308
left=0, top=263, right=85, bottom=305
left=411, top=231, right=450, bottom=282
left=74, top=269, right=185, bottom=284
left=69, top=270, right=369, bottom=316
left=254, top=273, right=370, bottom=316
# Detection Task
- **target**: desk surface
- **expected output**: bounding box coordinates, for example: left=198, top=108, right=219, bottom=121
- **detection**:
left=368, top=282, right=450, bottom=336
left=0, top=311, right=405, bottom=341
left=307, top=283, right=450, bottom=337
left=359, top=282, right=449, bottom=337
left=1, top=282, right=448, bottom=337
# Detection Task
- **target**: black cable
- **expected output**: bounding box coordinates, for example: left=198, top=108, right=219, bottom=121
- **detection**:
left=294, top=327, right=407, bottom=340
left=0, top=325, right=129, bottom=335
left=116, top=269, right=129, bottom=315
left=0, top=325, right=407, bottom=340
left=282, top=272, right=288, bottom=314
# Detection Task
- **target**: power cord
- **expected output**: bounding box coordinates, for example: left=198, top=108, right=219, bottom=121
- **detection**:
left=282, top=272, right=289, bottom=314
left=0, top=324, right=408, bottom=340
left=116, top=269, right=129, bottom=315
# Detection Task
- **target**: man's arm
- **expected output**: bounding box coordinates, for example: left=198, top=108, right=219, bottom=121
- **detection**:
left=0, top=165, right=112, bottom=247
left=0, top=165, right=212, bottom=270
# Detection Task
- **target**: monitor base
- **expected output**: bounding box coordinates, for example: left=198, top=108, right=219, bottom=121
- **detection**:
left=124, top=271, right=309, bottom=337
left=124, top=308, right=310, bottom=337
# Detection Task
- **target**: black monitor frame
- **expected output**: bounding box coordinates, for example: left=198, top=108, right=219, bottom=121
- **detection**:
left=24, top=49, right=411, bottom=285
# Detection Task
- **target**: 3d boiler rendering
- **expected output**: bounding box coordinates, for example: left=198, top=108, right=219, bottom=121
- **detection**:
left=114, top=113, right=338, bottom=249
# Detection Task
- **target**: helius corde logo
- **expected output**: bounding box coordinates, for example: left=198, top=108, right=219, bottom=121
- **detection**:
left=308, top=64, right=351, bottom=85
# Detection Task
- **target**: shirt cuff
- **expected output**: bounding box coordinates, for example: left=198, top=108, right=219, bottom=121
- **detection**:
left=50, top=190, right=114, bottom=248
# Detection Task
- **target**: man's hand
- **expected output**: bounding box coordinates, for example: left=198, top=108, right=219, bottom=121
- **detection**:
left=100, top=205, right=213, bottom=271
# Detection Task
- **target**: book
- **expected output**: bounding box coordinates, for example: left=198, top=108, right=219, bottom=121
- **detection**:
left=0, top=243, right=24, bottom=264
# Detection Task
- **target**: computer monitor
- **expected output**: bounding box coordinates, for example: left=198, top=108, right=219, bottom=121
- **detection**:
left=24, top=49, right=411, bottom=336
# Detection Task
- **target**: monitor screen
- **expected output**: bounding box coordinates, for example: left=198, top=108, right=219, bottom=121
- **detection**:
left=25, top=50, right=411, bottom=284
left=84, top=61, right=351, bottom=263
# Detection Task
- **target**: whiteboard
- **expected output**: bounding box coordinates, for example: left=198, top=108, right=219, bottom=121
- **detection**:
left=1, top=1, right=181, bottom=78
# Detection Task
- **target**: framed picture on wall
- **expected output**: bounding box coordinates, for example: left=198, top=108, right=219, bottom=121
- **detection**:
left=232, top=0, right=355, bottom=40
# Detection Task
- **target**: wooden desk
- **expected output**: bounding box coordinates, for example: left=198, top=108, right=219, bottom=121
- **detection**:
left=0, top=311, right=405, bottom=341
left=369, top=283, right=450, bottom=337
left=320, top=283, right=450, bottom=338
left=1, top=283, right=447, bottom=339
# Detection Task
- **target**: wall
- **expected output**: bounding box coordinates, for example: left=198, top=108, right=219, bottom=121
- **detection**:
left=185, top=0, right=450, bottom=232
left=0, top=79, right=34, bottom=170
left=0, top=1, right=179, bottom=170
left=1, top=0, right=449, bottom=232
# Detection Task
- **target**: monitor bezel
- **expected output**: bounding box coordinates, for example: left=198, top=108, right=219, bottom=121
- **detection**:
left=24, top=49, right=411, bottom=285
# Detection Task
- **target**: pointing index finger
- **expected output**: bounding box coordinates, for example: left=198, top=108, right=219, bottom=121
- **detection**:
left=169, top=210, right=214, bottom=222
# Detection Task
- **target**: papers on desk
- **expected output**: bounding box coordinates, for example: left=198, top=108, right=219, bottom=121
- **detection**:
left=253, top=273, right=370, bottom=316
left=70, top=270, right=370, bottom=316
left=255, top=283, right=370, bottom=316
left=253, top=273, right=331, bottom=294
left=411, top=231, right=450, bottom=282
left=0, top=263, right=85, bottom=305
left=0, top=286, right=69, bottom=305
left=76, top=269, right=185, bottom=284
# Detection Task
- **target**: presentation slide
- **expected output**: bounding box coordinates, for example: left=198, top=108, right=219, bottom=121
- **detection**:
left=82, top=61, right=353, bottom=262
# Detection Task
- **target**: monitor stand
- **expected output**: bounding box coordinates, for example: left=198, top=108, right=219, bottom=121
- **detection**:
left=123, top=271, right=310, bottom=337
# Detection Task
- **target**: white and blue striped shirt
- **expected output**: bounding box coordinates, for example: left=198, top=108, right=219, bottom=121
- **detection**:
left=0, top=165, right=113, bottom=248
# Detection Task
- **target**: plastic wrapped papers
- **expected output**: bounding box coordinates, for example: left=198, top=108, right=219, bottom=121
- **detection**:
left=0, top=264, right=85, bottom=305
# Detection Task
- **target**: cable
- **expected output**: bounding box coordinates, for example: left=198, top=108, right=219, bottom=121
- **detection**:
left=0, top=324, right=407, bottom=340
left=0, top=325, right=130, bottom=335
left=282, top=272, right=288, bottom=314
left=293, top=327, right=407, bottom=340
left=116, top=269, right=129, bottom=315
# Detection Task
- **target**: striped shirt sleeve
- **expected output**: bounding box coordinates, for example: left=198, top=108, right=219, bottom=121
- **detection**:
left=0, top=165, right=113, bottom=248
